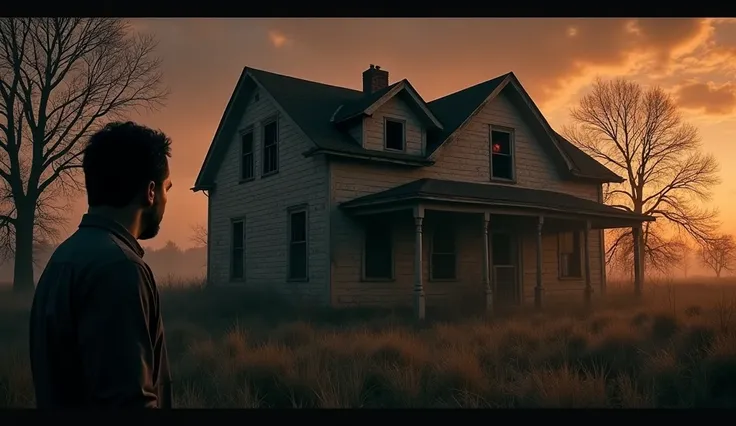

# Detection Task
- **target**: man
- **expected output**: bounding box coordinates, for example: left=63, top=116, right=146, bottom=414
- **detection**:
left=29, top=121, right=174, bottom=408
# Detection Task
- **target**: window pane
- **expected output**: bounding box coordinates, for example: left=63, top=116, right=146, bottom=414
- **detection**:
left=365, top=224, right=392, bottom=278
left=242, top=153, right=253, bottom=179
left=264, top=122, right=277, bottom=146
left=491, top=130, right=510, bottom=154
left=433, top=227, right=455, bottom=253
left=492, top=233, right=513, bottom=265
left=289, top=242, right=307, bottom=279
left=560, top=232, right=573, bottom=252
left=264, top=145, right=278, bottom=174
left=231, top=221, right=244, bottom=279
left=290, top=211, right=306, bottom=242
left=385, top=120, right=404, bottom=150
left=232, top=248, right=244, bottom=279
left=232, top=221, right=244, bottom=249
left=491, top=155, right=513, bottom=179
left=242, top=132, right=253, bottom=153
left=560, top=232, right=581, bottom=277
left=263, top=121, right=278, bottom=174
left=432, top=254, right=456, bottom=279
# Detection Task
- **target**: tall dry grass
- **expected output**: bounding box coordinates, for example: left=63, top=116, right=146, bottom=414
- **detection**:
left=1, top=279, right=736, bottom=408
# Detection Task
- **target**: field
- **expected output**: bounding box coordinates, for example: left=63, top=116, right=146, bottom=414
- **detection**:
left=2, top=279, right=736, bottom=408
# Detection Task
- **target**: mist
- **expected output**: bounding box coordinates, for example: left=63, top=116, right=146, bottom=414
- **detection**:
left=0, top=240, right=206, bottom=287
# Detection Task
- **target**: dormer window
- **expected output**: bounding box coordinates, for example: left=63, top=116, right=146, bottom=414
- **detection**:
left=384, top=118, right=405, bottom=151
left=490, top=126, right=515, bottom=181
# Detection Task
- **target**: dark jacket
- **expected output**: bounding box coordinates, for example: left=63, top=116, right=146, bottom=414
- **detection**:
left=29, top=214, right=172, bottom=408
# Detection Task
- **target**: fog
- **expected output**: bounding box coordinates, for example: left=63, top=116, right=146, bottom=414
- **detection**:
left=0, top=236, right=729, bottom=289
left=0, top=240, right=206, bottom=287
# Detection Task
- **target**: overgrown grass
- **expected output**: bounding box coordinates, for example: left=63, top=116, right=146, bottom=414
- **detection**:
left=2, top=279, right=736, bottom=408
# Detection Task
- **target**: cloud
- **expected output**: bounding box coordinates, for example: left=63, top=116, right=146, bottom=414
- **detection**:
left=258, top=18, right=721, bottom=110
left=268, top=30, right=292, bottom=48
left=675, top=81, right=736, bottom=115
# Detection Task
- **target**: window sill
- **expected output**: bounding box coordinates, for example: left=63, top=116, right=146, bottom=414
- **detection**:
left=287, top=277, right=309, bottom=283
left=238, top=177, right=255, bottom=184
left=261, top=171, right=279, bottom=179
left=384, top=147, right=405, bottom=153
left=429, top=278, right=458, bottom=282
left=361, top=277, right=395, bottom=282
left=490, top=177, right=516, bottom=184
left=558, top=276, right=583, bottom=281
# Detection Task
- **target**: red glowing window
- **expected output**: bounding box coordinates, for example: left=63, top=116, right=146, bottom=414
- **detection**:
left=491, top=128, right=513, bottom=180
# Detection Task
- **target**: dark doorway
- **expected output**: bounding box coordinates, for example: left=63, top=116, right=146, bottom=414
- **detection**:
left=491, top=232, right=520, bottom=307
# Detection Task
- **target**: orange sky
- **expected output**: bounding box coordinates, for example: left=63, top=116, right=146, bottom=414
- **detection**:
left=61, top=18, right=736, bottom=250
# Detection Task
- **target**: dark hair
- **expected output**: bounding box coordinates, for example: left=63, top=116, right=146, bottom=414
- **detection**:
left=83, top=121, right=172, bottom=208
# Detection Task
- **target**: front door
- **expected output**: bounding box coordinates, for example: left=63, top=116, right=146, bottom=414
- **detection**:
left=491, top=232, right=519, bottom=307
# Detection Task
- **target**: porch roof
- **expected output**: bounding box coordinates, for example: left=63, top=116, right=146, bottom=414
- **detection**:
left=340, top=178, right=655, bottom=225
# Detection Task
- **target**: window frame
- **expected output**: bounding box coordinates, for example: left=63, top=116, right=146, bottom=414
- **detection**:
left=262, top=115, right=280, bottom=177
left=558, top=231, right=583, bottom=279
left=489, top=125, right=516, bottom=182
left=430, top=224, right=458, bottom=281
left=362, top=221, right=395, bottom=281
left=287, top=205, right=309, bottom=282
left=384, top=117, right=407, bottom=152
left=230, top=218, right=246, bottom=282
left=239, top=127, right=255, bottom=182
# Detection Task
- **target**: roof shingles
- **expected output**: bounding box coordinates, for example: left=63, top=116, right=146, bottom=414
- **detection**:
left=194, top=66, right=623, bottom=189
left=340, top=178, right=654, bottom=222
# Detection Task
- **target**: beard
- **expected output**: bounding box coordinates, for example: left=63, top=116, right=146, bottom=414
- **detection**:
left=139, top=206, right=163, bottom=240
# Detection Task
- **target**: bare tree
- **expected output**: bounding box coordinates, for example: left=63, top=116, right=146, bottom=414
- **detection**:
left=699, top=234, right=736, bottom=278
left=563, top=78, right=720, bottom=277
left=0, top=18, right=167, bottom=292
left=679, top=239, right=693, bottom=279
left=189, top=223, right=207, bottom=248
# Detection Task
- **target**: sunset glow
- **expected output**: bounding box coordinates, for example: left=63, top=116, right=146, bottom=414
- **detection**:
left=64, top=18, right=736, bottom=251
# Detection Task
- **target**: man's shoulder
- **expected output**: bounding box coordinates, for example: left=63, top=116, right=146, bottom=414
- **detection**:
left=67, top=227, right=140, bottom=258
left=54, top=228, right=150, bottom=275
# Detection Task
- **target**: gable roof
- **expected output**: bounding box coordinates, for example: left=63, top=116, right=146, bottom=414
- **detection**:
left=426, top=73, right=509, bottom=153
left=332, top=79, right=444, bottom=130
left=426, top=73, right=623, bottom=183
left=193, top=67, right=623, bottom=191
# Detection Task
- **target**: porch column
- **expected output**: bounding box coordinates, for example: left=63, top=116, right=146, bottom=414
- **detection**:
left=632, top=224, right=643, bottom=297
left=413, top=205, right=426, bottom=320
left=482, top=212, right=493, bottom=314
left=583, top=220, right=593, bottom=305
left=535, top=216, right=544, bottom=310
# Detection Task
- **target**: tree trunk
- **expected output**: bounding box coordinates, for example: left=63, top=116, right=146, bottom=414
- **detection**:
left=12, top=204, right=35, bottom=293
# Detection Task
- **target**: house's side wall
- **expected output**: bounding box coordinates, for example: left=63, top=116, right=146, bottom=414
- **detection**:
left=330, top=88, right=603, bottom=306
left=209, top=84, right=330, bottom=304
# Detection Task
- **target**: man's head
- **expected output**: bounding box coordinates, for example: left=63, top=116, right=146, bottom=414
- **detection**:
left=83, top=122, right=173, bottom=240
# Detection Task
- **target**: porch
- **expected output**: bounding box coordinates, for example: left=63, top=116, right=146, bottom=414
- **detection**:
left=339, top=178, right=655, bottom=320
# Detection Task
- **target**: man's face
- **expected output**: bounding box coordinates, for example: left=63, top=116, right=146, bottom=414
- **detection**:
left=140, top=172, right=173, bottom=241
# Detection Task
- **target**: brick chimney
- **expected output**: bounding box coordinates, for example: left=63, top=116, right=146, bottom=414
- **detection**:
left=362, top=64, right=389, bottom=94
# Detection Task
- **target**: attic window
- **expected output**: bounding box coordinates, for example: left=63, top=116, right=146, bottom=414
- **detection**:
left=490, top=127, right=514, bottom=181
left=384, top=118, right=405, bottom=151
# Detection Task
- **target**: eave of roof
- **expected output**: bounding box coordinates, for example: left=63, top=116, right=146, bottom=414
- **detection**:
left=340, top=178, right=654, bottom=223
